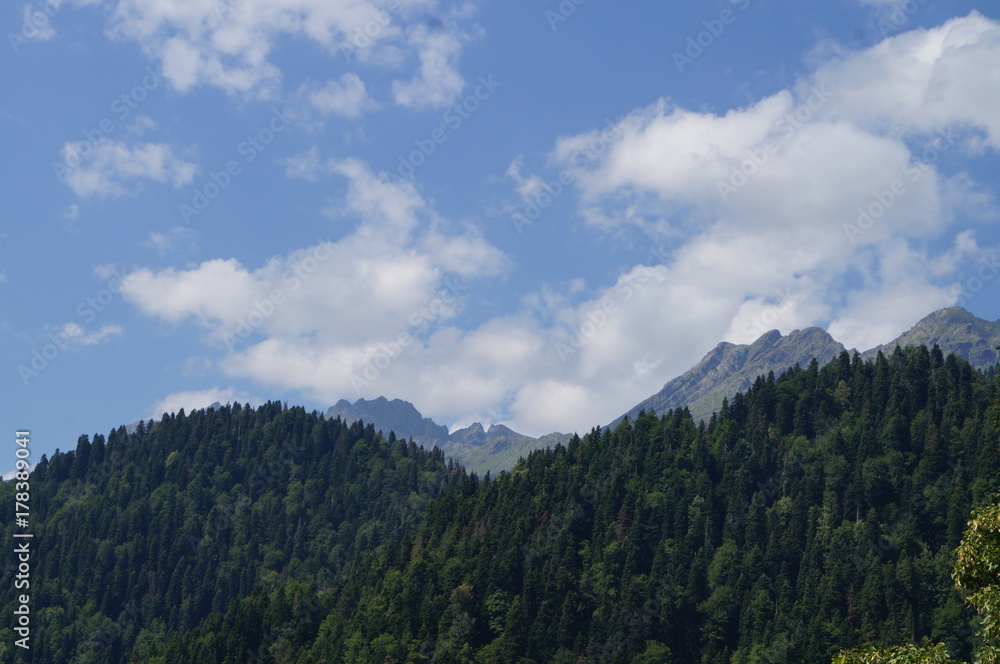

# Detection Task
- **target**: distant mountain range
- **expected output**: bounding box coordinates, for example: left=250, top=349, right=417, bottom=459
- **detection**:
left=328, top=306, right=999, bottom=475
left=324, top=397, right=571, bottom=475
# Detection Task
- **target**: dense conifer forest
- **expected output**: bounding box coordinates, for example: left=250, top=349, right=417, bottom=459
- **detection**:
left=3, top=345, right=999, bottom=663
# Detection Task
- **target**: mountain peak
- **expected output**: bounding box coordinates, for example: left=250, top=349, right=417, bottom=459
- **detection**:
left=862, top=306, right=1000, bottom=367
left=749, top=329, right=783, bottom=348
left=326, top=397, right=449, bottom=443
left=914, top=305, right=977, bottom=327
left=324, top=399, right=569, bottom=475
left=613, top=326, right=846, bottom=426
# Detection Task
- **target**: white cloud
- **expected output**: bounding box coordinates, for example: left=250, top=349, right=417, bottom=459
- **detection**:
left=505, top=156, right=547, bottom=202
left=59, top=138, right=196, bottom=198
left=806, top=12, right=1000, bottom=145
left=95, top=0, right=476, bottom=106
left=391, top=24, right=466, bottom=109
left=53, top=322, right=124, bottom=347
left=304, top=73, right=376, bottom=118
left=121, top=155, right=511, bottom=408
left=121, top=258, right=263, bottom=327
left=545, top=13, right=1000, bottom=351
left=419, top=231, right=508, bottom=277
left=145, top=387, right=261, bottom=420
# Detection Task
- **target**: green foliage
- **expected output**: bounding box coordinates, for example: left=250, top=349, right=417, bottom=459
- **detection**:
left=835, top=459, right=1000, bottom=664
left=0, top=402, right=459, bottom=663
left=832, top=643, right=952, bottom=664
left=833, top=486, right=1000, bottom=664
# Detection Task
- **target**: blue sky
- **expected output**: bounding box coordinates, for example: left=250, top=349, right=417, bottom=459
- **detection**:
left=3, top=0, right=999, bottom=462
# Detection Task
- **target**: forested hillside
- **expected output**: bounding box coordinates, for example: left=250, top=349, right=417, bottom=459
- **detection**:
left=3, top=346, right=999, bottom=663
left=0, top=403, right=462, bottom=663
left=146, top=346, right=999, bottom=663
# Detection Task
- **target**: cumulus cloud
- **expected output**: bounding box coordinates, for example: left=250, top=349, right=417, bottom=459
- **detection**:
left=59, top=138, right=196, bottom=198
left=119, top=15, right=1000, bottom=437
left=94, top=0, right=476, bottom=107
left=120, top=155, right=510, bottom=416
left=807, top=12, right=1000, bottom=144
left=545, top=11, right=1000, bottom=356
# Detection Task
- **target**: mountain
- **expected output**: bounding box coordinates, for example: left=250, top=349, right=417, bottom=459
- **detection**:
left=862, top=306, right=1000, bottom=367
left=443, top=424, right=573, bottom=476
left=328, top=308, right=999, bottom=475
left=326, top=396, right=450, bottom=444
left=0, top=402, right=462, bottom=664
left=326, top=397, right=570, bottom=475
left=614, top=326, right=847, bottom=426
left=614, top=306, right=1000, bottom=427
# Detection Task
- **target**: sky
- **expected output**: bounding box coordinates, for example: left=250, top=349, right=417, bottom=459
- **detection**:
left=2, top=0, right=1000, bottom=463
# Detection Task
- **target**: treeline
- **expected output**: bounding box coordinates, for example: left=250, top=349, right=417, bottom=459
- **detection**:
left=2, top=346, right=999, bottom=663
